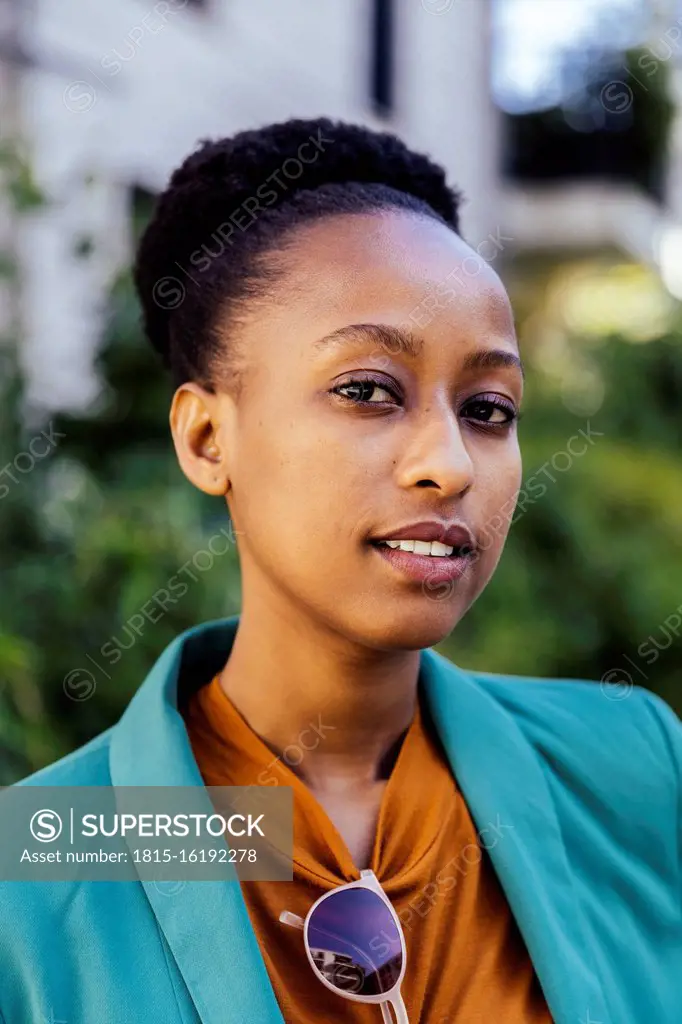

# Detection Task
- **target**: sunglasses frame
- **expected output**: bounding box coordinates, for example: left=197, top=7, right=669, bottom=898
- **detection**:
left=280, top=868, right=409, bottom=1023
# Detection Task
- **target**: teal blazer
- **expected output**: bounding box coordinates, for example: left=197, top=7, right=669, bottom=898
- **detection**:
left=1, top=616, right=680, bottom=1023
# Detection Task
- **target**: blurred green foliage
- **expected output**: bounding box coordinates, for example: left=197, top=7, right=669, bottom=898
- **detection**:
left=0, top=270, right=243, bottom=783
left=1, top=183, right=680, bottom=785
left=437, top=285, right=682, bottom=715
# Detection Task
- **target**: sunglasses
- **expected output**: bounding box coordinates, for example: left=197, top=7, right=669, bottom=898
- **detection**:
left=279, top=868, right=409, bottom=1022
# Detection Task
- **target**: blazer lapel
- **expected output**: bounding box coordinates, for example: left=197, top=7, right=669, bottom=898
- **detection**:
left=419, top=646, right=611, bottom=1024
left=109, top=618, right=285, bottom=1024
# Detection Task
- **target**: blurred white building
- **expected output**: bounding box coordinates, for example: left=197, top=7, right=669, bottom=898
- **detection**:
left=1, top=0, right=680, bottom=413
left=1, top=0, right=498, bottom=412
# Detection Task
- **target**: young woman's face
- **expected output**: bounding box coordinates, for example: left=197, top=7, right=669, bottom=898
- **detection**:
left=213, top=210, right=523, bottom=650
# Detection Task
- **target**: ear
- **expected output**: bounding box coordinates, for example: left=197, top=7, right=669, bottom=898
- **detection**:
left=169, top=383, right=230, bottom=497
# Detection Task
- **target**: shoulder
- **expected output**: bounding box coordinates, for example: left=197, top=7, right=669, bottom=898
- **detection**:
left=2, top=728, right=114, bottom=915
left=469, top=668, right=680, bottom=841
left=469, top=669, right=680, bottom=779
left=472, top=668, right=678, bottom=751
left=470, top=669, right=680, bottom=773
left=13, top=725, right=114, bottom=787
left=0, top=728, right=116, bottom=978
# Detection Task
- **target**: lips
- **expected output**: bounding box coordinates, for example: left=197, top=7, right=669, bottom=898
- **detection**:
left=370, top=538, right=474, bottom=586
left=368, top=520, right=477, bottom=586
left=370, top=520, right=476, bottom=555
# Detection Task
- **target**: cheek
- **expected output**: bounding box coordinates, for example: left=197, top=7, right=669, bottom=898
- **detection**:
left=231, top=410, right=367, bottom=562
left=473, top=443, right=522, bottom=554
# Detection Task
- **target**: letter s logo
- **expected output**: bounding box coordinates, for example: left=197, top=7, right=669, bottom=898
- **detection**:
left=30, top=809, right=63, bottom=842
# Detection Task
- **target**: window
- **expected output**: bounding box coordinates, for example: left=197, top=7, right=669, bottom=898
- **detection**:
left=370, top=0, right=394, bottom=117
left=492, top=0, right=669, bottom=201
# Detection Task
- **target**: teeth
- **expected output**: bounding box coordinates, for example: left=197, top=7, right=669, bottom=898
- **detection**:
left=380, top=539, right=455, bottom=557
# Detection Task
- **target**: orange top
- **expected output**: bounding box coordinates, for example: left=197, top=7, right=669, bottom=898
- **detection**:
left=183, top=673, right=554, bottom=1023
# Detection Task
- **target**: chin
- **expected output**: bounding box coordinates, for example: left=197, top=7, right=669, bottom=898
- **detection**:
left=343, top=600, right=468, bottom=653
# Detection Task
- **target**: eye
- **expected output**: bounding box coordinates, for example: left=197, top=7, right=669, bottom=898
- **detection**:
left=330, top=376, right=401, bottom=406
left=461, top=393, right=518, bottom=429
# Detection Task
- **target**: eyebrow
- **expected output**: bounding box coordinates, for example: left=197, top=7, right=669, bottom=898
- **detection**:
left=313, top=322, right=525, bottom=381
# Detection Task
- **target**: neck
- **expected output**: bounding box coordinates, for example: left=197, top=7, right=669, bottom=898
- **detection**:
left=217, top=602, right=421, bottom=792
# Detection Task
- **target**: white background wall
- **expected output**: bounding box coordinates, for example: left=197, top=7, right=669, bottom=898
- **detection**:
left=10, top=0, right=497, bottom=413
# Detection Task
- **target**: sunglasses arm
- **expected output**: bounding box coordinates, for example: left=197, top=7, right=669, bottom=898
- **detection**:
left=382, top=991, right=409, bottom=1024
left=279, top=910, right=305, bottom=930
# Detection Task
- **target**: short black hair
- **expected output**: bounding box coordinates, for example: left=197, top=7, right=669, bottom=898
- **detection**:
left=133, top=116, right=463, bottom=396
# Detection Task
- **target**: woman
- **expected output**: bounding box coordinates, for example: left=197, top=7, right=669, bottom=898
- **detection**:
left=1, top=118, right=679, bottom=1024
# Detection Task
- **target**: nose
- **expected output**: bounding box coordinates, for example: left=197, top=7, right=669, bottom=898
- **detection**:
left=394, top=402, right=474, bottom=497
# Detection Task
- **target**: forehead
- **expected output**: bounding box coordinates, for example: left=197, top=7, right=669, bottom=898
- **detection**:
left=255, top=210, right=516, bottom=350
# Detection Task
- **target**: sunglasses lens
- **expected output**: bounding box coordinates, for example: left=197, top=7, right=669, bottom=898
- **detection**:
left=307, top=887, right=403, bottom=996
